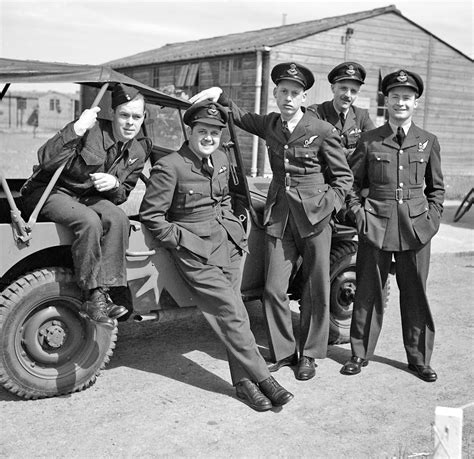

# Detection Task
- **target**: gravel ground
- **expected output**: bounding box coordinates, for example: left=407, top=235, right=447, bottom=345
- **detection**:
left=0, top=251, right=473, bottom=458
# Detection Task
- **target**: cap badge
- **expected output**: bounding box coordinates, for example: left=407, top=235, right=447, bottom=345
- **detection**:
left=207, top=104, right=218, bottom=116
left=397, top=71, right=408, bottom=82
left=287, top=64, right=298, bottom=76
left=346, top=65, right=355, bottom=76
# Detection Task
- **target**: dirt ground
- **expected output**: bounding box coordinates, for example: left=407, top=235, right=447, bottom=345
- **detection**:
left=0, top=251, right=473, bottom=458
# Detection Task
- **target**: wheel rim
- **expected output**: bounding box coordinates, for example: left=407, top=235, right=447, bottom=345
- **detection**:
left=330, top=269, right=356, bottom=325
left=14, top=296, right=95, bottom=381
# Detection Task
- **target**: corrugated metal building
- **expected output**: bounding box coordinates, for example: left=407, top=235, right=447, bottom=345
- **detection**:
left=106, top=4, right=473, bottom=188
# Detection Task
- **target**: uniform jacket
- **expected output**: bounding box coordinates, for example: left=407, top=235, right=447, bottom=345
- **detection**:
left=348, top=122, right=445, bottom=251
left=219, top=94, right=353, bottom=239
left=307, top=101, right=375, bottom=159
left=139, top=143, right=246, bottom=265
left=21, top=119, right=151, bottom=206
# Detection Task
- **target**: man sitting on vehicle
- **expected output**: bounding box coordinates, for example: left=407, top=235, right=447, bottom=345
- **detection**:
left=139, top=101, right=293, bottom=412
left=21, top=83, right=151, bottom=329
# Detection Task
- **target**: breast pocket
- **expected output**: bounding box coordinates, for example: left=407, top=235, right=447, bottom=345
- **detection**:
left=176, top=182, right=208, bottom=209
left=368, top=152, right=392, bottom=184
left=408, top=151, right=428, bottom=185
left=294, top=148, right=318, bottom=166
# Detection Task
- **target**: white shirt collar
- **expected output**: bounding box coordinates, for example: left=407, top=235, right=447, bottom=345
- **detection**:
left=281, top=109, right=304, bottom=133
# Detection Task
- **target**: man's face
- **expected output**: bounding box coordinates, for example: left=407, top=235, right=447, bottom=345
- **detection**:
left=331, top=80, right=361, bottom=112
left=112, top=97, right=146, bottom=142
left=273, top=80, right=307, bottom=119
left=188, top=122, right=223, bottom=158
left=385, top=87, right=418, bottom=124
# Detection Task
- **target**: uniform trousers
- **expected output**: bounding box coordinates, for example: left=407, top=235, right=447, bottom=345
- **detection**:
left=263, top=212, right=332, bottom=361
left=350, top=239, right=435, bottom=366
left=170, top=233, right=271, bottom=386
left=24, top=189, right=129, bottom=291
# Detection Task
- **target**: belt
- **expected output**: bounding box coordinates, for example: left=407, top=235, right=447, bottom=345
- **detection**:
left=368, top=187, right=424, bottom=202
left=273, top=173, right=325, bottom=189
left=169, top=204, right=222, bottom=223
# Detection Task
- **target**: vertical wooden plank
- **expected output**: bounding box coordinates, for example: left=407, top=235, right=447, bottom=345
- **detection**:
left=433, top=406, right=463, bottom=458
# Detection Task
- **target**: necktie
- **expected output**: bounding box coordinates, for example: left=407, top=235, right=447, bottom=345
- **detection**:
left=202, top=157, right=214, bottom=177
left=396, top=127, right=406, bottom=147
left=282, top=120, right=291, bottom=140
left=339, top=112, right=345, bottom=128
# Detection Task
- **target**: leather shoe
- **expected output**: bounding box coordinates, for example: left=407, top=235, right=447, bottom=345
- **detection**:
left=236, top=380, right=272, bottom=412
left=267, top=353, right=298, bottom=372
left=340, top=356, right=368, bottom=375
left=259, top=376, right=294, bottom=406
left=80, top=288, right=115, bottom=329
left=408, top=364, right=437, bottom=382
left=296, top=356, right=316, bottom=380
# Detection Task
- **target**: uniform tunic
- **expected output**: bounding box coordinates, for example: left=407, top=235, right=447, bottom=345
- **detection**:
left=347, top=122, right=445, bottom=365
left=21, top=119, right=150, bottom=290
left=139, top=143, right=271, bottom=384
left=219, top=93, right=353, bottom=360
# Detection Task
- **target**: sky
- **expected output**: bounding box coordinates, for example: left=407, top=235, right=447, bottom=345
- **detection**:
left=0, top=0, right=472, bottom=66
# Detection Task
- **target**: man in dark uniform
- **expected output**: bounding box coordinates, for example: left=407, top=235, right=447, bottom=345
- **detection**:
left=190, top=63, right=353, bottom=381
left=340, top=70, right=445, bottom=382
left=139, top=101, right=293, bottom=411
left=21, top=84, right=151, bottom=329
left=308, top=62, right=375, bottom=164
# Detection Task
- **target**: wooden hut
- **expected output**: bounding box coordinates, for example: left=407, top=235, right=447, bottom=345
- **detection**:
left=106, top=4, right=473, bottom=194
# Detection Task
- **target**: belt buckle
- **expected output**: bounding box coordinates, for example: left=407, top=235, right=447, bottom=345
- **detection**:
left=285, top=175, right=291, bottom=190
left=395, top=188, right=403, bottom=203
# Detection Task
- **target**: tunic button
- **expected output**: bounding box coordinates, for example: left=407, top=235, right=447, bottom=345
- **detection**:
left=189, top=190, right=194, bottom=195
left=286, top=187, right=290, bottom=191
left=376, top=157, right=381, bottom=161
left=284, top=145, right=289, bottom=150
left=284, top=158, right=289, bottom=163
left=305, top=154, right=309, bottom=157
left=286, top=172, right=290, bottom=176
left=420, top=158, right=424, bottom=163
left=399, top=182, right=404, bottom=187
left=399, top=149, right=403, bottom=154
left=399, top=165, right=403, bottom=170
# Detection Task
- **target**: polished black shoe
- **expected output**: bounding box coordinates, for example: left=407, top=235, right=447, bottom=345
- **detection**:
left=340, top=356, right=368, bottom=375
left=259, top=376, right=294, bottom=406
left=236, top=380, right=272, bottom=412
left=408, top=364, right=438, bottom=382
left=267, top=353, right=298, bottom=372
left=296, top=356, right=316, bottom=380
left=104, top=292, right=128, bottom=320
left=80, top=288, right=115, bottom=329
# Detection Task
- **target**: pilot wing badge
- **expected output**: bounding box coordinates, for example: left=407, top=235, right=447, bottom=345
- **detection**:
left=303, top=136, right=318, bottom=147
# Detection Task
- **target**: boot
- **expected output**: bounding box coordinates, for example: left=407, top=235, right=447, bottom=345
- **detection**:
left=103, top=291, right=128, bottom=320
left=81, top=288, right=115, bottom=329
left=259, top=376, right=294, bottom=406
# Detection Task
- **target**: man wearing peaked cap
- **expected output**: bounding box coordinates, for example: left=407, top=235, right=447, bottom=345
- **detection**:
left=341, top=69, right=444, bottom=382
left=140, top=102, right=294, bottom=411
left=271, top=62, right=315, bottom=90
left=22, top=84, right=150, bottom=328
left=189, top=64, right=353, bottom=382
left=381, top=69, right=424, bottom=96
left=183, top=100, right=228, bottom=127
left=307, top=61, right=375, bottom=226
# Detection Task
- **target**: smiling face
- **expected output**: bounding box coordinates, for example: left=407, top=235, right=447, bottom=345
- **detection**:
left=112, top=95, right=146, bottom=142
left=385, top=87, right=418, bottom=125
left=273, top=80, right=307, bottom=120
left=188, top=122, right=223, bottom=158
left=331, top=80, right=362, bottom=113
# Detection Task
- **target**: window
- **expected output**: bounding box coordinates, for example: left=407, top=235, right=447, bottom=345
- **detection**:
left=219, top=57, right=242, bottom=100
left=152, top=67, right=160, bottom=88
left=175, top=63, right=199, bottom=97
left=49, top=99, right=55, bottom=111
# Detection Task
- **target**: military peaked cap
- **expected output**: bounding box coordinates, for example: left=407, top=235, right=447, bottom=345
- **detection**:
left=111, top=83, right=141, bottom=109
left=328, top=62, right=366, bottom=85
left=381, top=69, right=424, bottom=97
left=183, top=101, right=228, bottom=127
left=271, top=62, right=315, bottom=90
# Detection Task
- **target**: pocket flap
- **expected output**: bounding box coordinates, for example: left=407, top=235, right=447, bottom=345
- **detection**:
left=177, top=182, right=206, bottom=195
left=294, top=148, right=317, bottom=158
left=364, top=198, right=393, bottom=218
left=369, top=152, right=392, bottom=163
left=297, top=184, right=329, bottom=202
left=80, top=147, right=105, bottom=166
left=407, top=198, right=429, bottom=217
left=409, top=151, right=427, bottom=164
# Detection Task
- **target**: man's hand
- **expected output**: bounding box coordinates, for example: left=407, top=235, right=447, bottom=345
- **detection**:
left=74, top=107, right=101, bottom=136
left=189, top=87, right=223, bottom=104
left=90, top=173, right=119, bottom=192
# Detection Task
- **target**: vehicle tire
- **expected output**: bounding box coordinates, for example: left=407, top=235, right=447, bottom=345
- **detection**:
left=329, top=241, right=390, bottom=344
left=0, top=267, right=117, bottom=399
